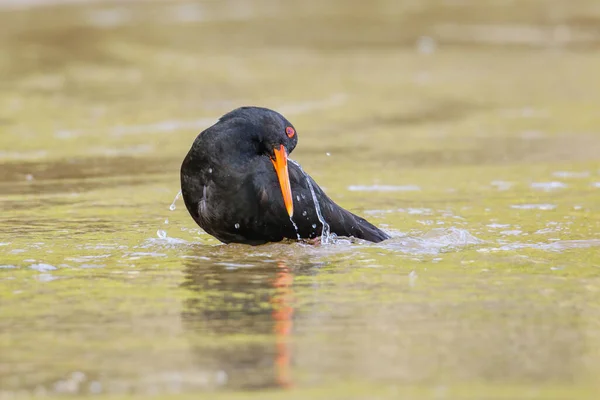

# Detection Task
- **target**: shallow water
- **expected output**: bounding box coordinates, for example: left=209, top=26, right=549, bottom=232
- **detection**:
left=2, top=0, right=600, bottom=399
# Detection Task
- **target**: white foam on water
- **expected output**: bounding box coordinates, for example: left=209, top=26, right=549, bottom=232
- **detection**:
left=29, top=263, right=57, bottom=272
left=181, top=255, right=211, bottom=261
left=407, top=208, right=432, bottom=215
left=511, top=204, right=556, bottom=210
left=145, top=236, right=189, bottom=247
left=552, top=171, right=590, bottom=179
left=65, top=255, right=111, bottom=262
left=36, top=274, right=58, bottom=282
left=127, top=252, right=167, bottom=258
left=530, top=181, right=567, bottom=191
left=500, top=230, right=523, bottom=236
left=480, top=239, right=600, bottom=252
left=364, top=209, right=395, bottom=215
left=216, top=262, right=255, bottom=269
left=490, top=180, right=513, bottom=191
left=79, top=264, right=105, bottom=269
left=0, top=150, right=48, bottom=160
left=487, top=223, right=511, bottom=228
left=534, top=227, right=558, bottom=234
left=378, top=227, right=483, bottom=255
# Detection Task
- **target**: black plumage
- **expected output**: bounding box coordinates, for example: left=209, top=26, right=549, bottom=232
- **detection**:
left=180, top=107, right=389, bottom=245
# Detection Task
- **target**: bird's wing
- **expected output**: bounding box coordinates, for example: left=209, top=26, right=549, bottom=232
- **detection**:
left=287, top=161, right=389, bottom=243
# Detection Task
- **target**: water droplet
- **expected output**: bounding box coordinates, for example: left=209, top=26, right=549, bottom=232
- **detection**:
left=25, top=174, right=34, bottom=181
left=208, top=168, right=213, bottom=173
left=164, top=218, right=169, bottom=224
left=169, top=190, right=182, bottom=211
left=289, top=160, right=330, bottom=244
left=312, top=224, right=317, bottom=229
left=326, top=152, right=331, bottom=156
left=234, top=223, right=240, bottom=229
left=296, top=195, right=300, bottom=202
left=157, top=229, right=167, bottom=239
left=302, top=210, right=307, bottom=216
left=289, top=217, right=301, bottom=240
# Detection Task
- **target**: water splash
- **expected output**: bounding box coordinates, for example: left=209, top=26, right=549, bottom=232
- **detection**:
left=530, top=181, right=567, bottom=191
left=169, top=191, right=182, bottom=211
left=379, top=228, right=482, bottom=255
left=289, top=217, right=300, bottom=240
left=289, top=160, right=331, bottom=244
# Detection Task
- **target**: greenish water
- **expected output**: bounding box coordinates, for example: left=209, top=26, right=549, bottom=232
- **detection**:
left=2, top=1, right=600, bottom=399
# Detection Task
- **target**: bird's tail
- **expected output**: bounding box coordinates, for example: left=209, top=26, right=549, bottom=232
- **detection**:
left=322, top=201, right=389, bottom=243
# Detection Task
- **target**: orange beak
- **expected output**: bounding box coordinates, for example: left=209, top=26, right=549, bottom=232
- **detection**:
left=271, top=145, right=294, bottom=217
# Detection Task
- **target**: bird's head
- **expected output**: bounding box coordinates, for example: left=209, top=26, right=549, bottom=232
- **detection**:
left=218, top=107, right=299, bottom=217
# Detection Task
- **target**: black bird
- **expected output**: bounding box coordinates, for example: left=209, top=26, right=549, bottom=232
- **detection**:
left=180, top=107, right=389, bottom=245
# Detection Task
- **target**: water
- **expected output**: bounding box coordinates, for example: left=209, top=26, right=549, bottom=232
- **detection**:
left=289, top=160, right=331, bottom=244
left=2, top=0, right=600, bottom=398
left=169, top=190, right=182, bottom=211
left=289, top=217, right=301, bottom=240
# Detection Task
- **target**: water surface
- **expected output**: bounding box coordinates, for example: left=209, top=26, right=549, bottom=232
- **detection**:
left=1, top=1, right=600, bottom=399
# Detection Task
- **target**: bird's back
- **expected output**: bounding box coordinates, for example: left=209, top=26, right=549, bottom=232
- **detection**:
left=283, top=162, right=389, bottom=243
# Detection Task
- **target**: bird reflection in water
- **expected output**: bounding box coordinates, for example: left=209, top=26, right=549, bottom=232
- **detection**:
left=271, top=260, right=294, bottom=388
left=181, top=255, right=298, bottom=390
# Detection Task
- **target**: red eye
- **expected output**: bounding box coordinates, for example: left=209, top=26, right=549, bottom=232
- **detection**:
left=285, top=127, right=295, bottom=138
